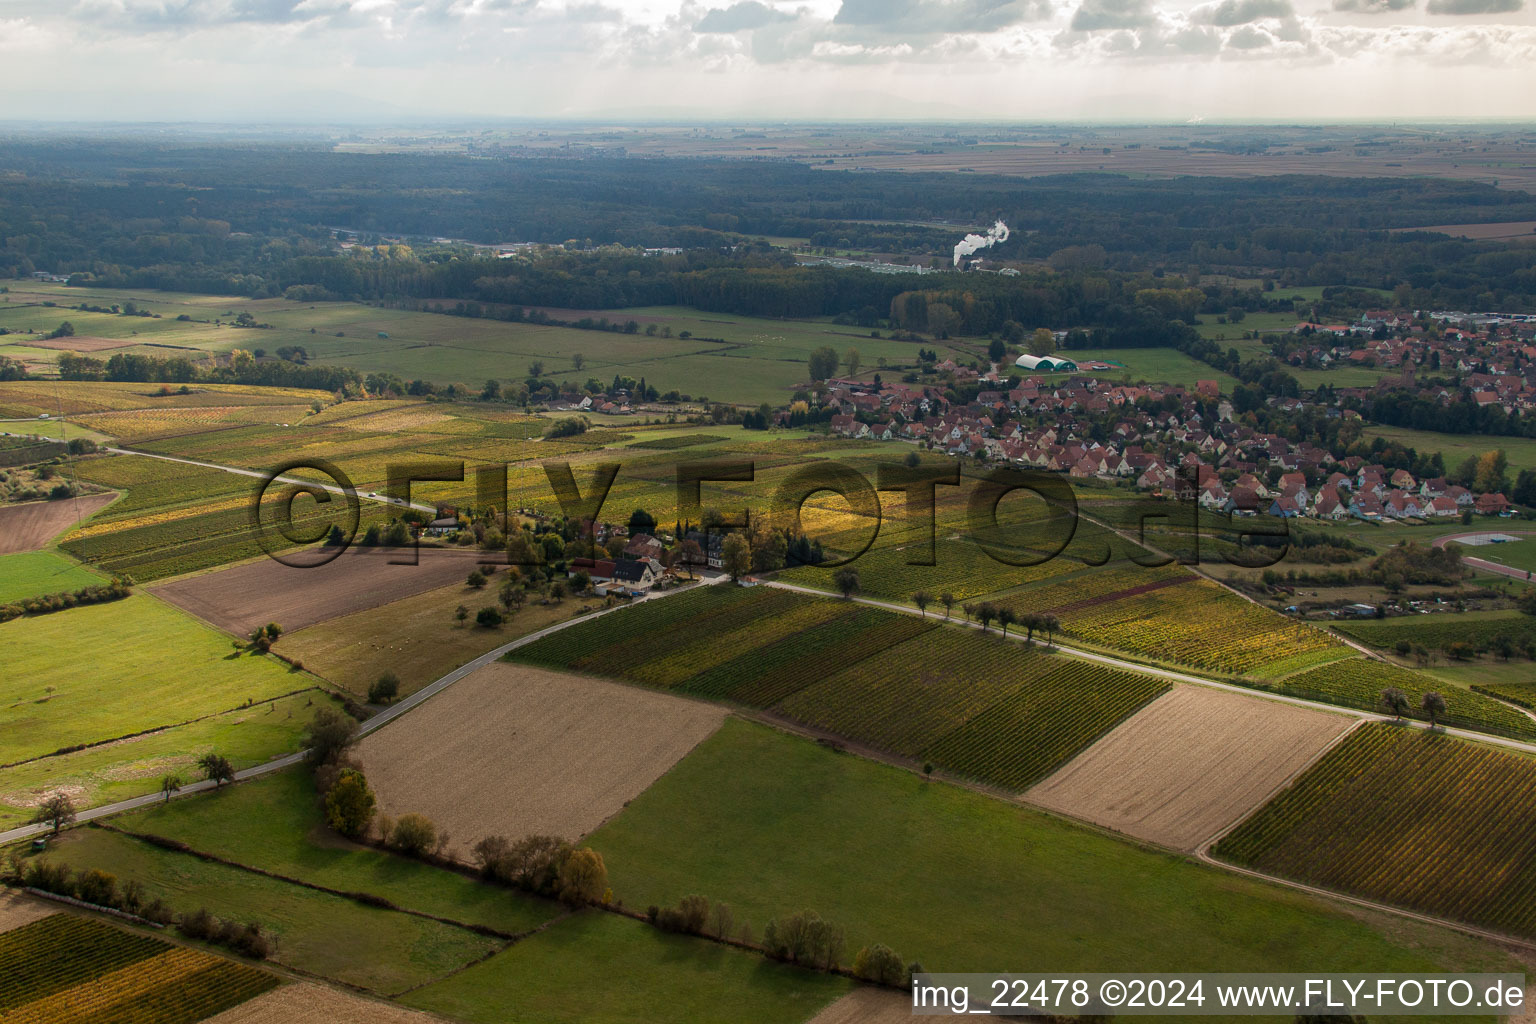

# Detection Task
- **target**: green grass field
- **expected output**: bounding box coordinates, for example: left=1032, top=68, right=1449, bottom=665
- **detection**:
left=1215, top=724, right=1536, bottom=941
left=0, top=550, right=103, bottom=603
left=1063, top=347, right=1240, bottom=391
left=1363, top=425, right=1536, bottom=477
left=107, top=768, right=560, bottom=936
left=0, top=594, right=323, bottom=766
left=34, top=827, right=503, bottom=995
left=0, top=284, right=970, bottom=407
left=0, top=691, right=332, bottom=829
left=1466, top=537, right=1536, bottom=573
left=588, top=718, right=1519, bottom=977
left=403, top=911, right=849, bottom=1024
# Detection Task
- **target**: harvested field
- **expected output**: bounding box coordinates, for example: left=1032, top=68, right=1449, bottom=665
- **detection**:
left=151, top=545, right=497, bottom=636
left=1393, top=220, right=1536, bottom=240
left=202, top=982, right=451, bottom=1024
left=356, top=663, right=728, bottom=857
left=1026, top=686, right=1351, bottom=851
left=0, top=493, right=115, bottom=553
left=0, top=892, right=51, bottom=935
left=29, top=335, right=138, bottom=352
left=806, top=988, right=912, bottom=1024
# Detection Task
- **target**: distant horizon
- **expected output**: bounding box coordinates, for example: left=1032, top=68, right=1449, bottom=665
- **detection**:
left=5, top=0, right=1534, bottom=123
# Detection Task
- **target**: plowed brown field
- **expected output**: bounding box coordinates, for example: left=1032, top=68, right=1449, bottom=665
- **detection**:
left=1027, top=686, right=1351, bottom=851
left=0, top=493, right=115, bottom=553
left=356, top=663, right=728, bottom=858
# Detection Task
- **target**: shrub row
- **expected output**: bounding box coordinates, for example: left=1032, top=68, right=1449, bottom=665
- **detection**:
left=0, top=578, right=131, bottom=623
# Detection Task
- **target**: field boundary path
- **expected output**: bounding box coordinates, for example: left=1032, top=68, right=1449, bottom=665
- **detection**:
left=104, top=446, right=436, bottom=514
left=0, top=574, right=726, bottom=846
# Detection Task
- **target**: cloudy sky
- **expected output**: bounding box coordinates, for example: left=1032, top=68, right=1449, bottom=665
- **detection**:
left=3, top=0, right=1534, bottom=120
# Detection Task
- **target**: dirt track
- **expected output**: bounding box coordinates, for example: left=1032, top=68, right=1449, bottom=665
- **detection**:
left=806, top=988, right=914, bottom=1024
left=1027, top=686, right=1351, bottom=851
left=200, top=982, right=451, bottom=1023
left=151, top=545, right=497, bottom=636
left=0, top=494, right=115, bottom=554
left=356, top=662, right=727, bottom=858
left=0, top=891, right=52, bottom=934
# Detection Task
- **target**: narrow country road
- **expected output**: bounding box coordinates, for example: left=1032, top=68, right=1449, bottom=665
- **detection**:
left=767, top=579, right=1536, bottom=756
left=0, top=574, right=726, bottom=847
left=104, top=446, right=437, bottom=514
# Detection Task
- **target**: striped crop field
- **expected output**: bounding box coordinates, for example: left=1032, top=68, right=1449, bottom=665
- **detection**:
left=1215, top=723, right=1536, bottom=940
left=1264, top=657, right=1536, bottom=740
left=0, top=914, right=277, bottom=1023
left=511, top=585, right=1168, bottom=791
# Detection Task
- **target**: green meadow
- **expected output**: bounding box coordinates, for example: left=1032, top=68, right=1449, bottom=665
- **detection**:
left=404, top=911, right=849, bottom=1024
left=0, top=550, right=103, bottom=603
left=589, top=719, right=1520, bottom=979
left=0, top=594, right=322, bottom=765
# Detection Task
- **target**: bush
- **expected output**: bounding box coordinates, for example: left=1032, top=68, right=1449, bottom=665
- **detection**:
left=324, top=768, right=376, bottom=838
left=367, top=671, right=400, bottom=704
left=555, top=847, right=607, bottom=906
left=476, top=606, right=504, bottom=628
left=852, top=943, right=907, bottom=987
left=763, top=909, right=845, bottom=969
left=74, top=868, right=118, bottom=907
left=467, top=569, right=488, bottom=588
left=177, top=907, right=219, bottom=941
left=389, top=813, right=437, bottom=858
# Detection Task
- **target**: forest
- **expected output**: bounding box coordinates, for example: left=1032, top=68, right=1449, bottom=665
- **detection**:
left=4, top=139, right=1536, bottom=321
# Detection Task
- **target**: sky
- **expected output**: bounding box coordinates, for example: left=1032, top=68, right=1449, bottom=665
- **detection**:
left=3, top=0, right=1534, bottom=121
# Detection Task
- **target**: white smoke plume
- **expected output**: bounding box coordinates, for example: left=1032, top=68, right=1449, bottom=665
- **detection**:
left=953, top=220, right=1010, bottom=267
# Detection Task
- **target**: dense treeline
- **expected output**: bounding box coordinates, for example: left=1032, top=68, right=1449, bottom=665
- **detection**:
left=5, top=141, right=1536, bottom=312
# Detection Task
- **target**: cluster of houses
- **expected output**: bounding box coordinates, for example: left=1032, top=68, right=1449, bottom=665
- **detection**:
left=1202, top=465, right=1512, bottom=520
left=816, top=370, right=1519, bottom=522
left=1285, top=311, right=1536, bottom=417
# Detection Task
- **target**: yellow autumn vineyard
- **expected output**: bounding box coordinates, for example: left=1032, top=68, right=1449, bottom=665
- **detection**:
left=0, top=914, right=277, bottom=1023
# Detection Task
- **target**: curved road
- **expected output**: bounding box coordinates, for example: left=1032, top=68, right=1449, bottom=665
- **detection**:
left=0, top=574, right=725, bottom=847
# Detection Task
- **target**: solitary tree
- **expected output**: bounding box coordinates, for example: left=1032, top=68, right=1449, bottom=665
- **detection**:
left=940, top=592, right=955, bottom=620
left=368, top=671, right=400, bottom=705
left=33, top=792, right=76, bottom=835
left=976, top=603, right=996, bottom=632
left=833, top=568, right=860, bottom=599
left=160, top=775, right=182, bottom=804
left=198, top=753, right=235, bottom=788
left=996, top=607, right=1016, bottom=638
left=1380, top=687, right=1410, bottom=721
left=721, top=533, right=751, bottom=581
left=913, top=591, right=932, bottom=618
left=1421, top=691, right=1447, bottom=728
left=455, top=604, right=469, bottom=626
left=572, top=353, right=586, bottom=371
